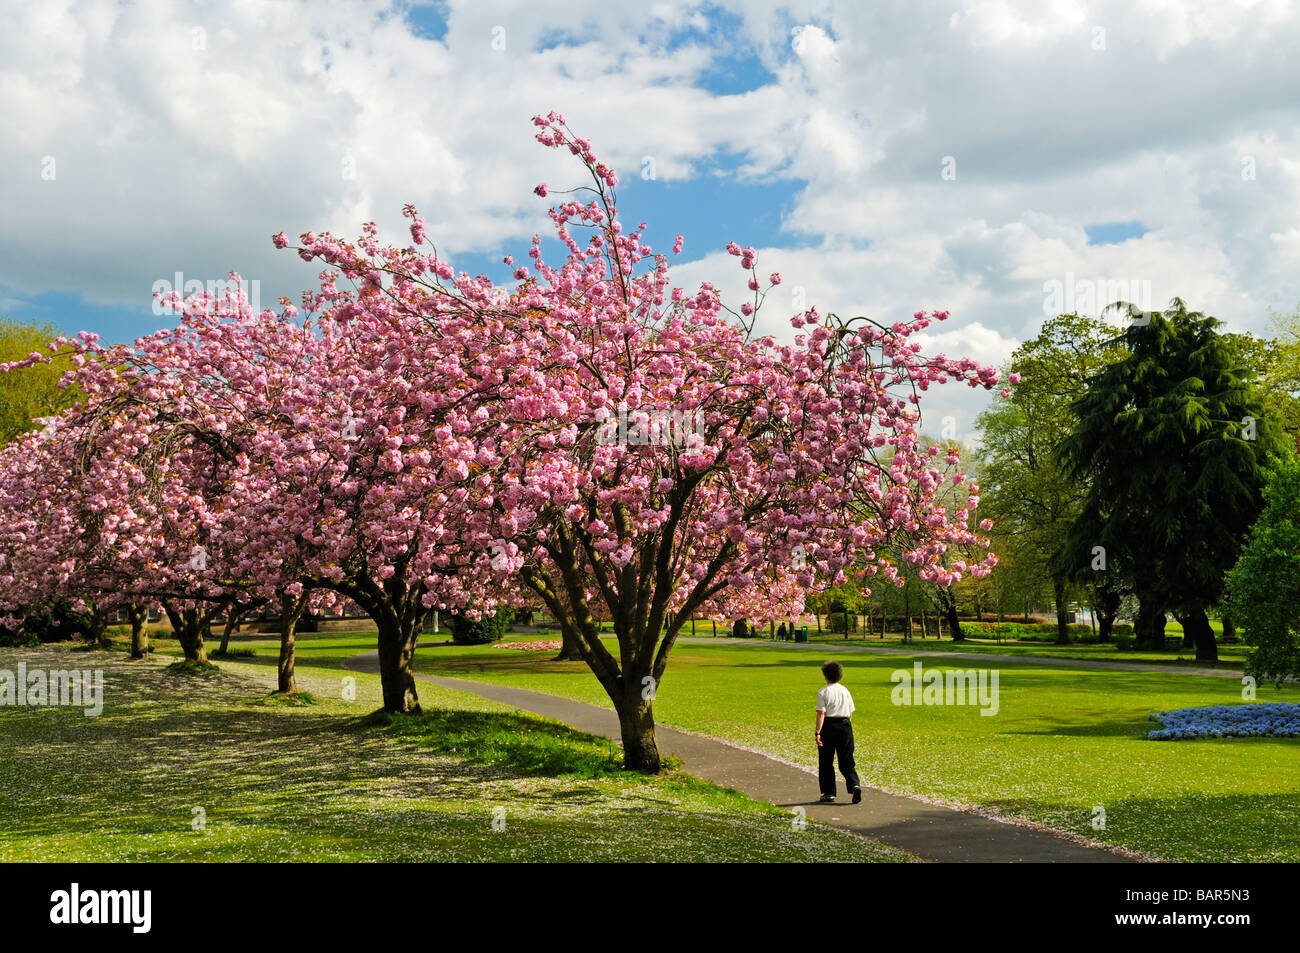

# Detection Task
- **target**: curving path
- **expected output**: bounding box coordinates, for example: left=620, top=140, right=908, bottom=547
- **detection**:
left=344, top=648, right=1136, bottom=863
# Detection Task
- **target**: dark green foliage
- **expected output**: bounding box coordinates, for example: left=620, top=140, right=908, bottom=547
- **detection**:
left=16, top=601, right=94, bottom=644
left=1057, top=300, right=1287, bottom=657
left=1224, top=451, right=1300, bottom=682
left=448, top=607, right=513, bottom=645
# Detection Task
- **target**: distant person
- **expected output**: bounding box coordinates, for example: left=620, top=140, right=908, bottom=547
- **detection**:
left=776, top=623, right=787, bottom=641
left=815, top=660, right=861, bottom=804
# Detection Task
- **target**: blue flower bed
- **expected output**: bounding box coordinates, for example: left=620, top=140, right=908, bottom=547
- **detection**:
left=1148, top=702, right=1300, bottom=740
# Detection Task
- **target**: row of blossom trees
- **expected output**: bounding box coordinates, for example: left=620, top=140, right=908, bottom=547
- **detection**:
left=0, top=114, right=1004, bottom=770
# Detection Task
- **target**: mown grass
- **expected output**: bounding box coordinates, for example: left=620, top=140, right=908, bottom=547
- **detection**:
left=389, top=633, right=1296, bottom=862
left=0, top=644, right=914, bottom=863
left=133, top=626, right=1300, bottom=860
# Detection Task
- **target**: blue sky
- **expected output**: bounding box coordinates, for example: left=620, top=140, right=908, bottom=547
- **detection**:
left=3, top=0, right=1298, bottom=437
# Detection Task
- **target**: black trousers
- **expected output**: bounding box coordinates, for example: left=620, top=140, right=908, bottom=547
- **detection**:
left=818, top=716, right=860, bottom=797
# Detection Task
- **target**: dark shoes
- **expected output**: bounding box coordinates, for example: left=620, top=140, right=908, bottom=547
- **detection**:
left=818, top=794, right=836, bottom=803
left=852, top=786, right=863, bottom=804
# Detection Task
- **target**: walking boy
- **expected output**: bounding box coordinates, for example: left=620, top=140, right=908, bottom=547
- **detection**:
left=815, top=660, right=861, bottom=803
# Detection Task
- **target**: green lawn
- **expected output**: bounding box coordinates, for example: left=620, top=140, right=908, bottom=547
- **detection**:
left=784, top=633, right=1249, bottom=667
left=0, top=644, right=914, bottom=862
left=391, top=633, right=1295, bottom=863
left=131, top=627, right=1300, bottom=861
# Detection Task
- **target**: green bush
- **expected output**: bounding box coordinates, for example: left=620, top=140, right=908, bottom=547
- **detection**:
left=449, top=607, right=513, bottom=645
left=0, top=623, right=39, bottom=647
left=829, top=613, right=859, bottom=633
left=1114, top=633, right=1135, bottom=650
left=17, top=601, right=93, bottom=644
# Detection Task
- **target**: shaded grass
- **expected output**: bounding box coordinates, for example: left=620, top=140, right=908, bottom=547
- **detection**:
left=0, top=644, right=914, bottom=863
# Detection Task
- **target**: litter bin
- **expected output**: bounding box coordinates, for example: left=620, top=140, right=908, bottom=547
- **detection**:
left=794, top=626, right=808, bottom=643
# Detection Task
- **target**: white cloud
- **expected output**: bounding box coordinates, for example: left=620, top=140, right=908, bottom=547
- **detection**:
left=0, top=0, right=1297, bottom=423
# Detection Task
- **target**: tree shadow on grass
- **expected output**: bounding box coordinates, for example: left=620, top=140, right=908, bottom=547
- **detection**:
left=0, top=646, right=692, bottom=855
left=348, top=708, right=654, bottom=779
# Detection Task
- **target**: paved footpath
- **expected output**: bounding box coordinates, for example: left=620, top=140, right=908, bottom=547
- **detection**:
left=344, top=649, right=1134, bottom=863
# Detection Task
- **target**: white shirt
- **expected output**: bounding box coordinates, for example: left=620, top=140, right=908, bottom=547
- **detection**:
left=816, top=682, right=855, bottom=718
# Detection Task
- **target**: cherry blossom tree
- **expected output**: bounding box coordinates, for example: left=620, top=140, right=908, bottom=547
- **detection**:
left=0, top=115, right=1004, bottom=767
left=280, top=113, right=1003, bottom=770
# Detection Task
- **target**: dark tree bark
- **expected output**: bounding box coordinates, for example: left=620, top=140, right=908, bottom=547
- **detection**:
left=1175, top=608, right=1218, bottom=662
left=1053, top=576, right=1072, bottom=644
left=1134, top=597, right=1166, bottom=651
left=554, top=625, right=585, bottom=661
left=86, top=606, right=111, bottom=648
left=219, top=603, right=258, bottom=655
left=277, top=592, right=309, bottom=693
left=1094, top=585, right=1120, bottom=644
left=903, top=586, right=912, bottom=644
left=128, top=604, right=148, bottom=659
left=175, top=607, right=211, bottom=664
left=616, top=685, right=659, bottom=774
left=1221, top=613, right=1237, bottom=644
left=163, top=600, right=183, bottom=640
left=374, top=614, right=421, bottom=712
left=932, top=587, right=963, bottom=641
left=330, top=564, right=433, bottom=714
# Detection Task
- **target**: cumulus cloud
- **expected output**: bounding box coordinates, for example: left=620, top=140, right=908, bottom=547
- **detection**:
left=1, top=0, right=1297, bottom=441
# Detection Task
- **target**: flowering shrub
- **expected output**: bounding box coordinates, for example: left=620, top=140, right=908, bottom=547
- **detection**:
left=494, top=640, right=564, bottom=652
left=1147, top=702, right=1300, bottom=740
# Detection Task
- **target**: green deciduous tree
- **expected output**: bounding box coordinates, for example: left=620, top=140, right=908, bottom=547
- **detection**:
left=976, top=314, right=1117, bottom=643
left=1224, top=450, right=1300, bottom=683
left=0, top=319, right=82, bottom=444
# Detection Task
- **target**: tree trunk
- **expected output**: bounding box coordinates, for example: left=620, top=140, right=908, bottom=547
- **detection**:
left=1134, top=597, right=1166, bottom=651
left=1221, top=613, right=1237, bottom=644
left=164, top=601, right=183, bottom=639
left=128, top=604, right=148, bottom=659
left=176, top=608, right=208, bottom=664
left=86, top=607, right=111, bottom=648
left=1097, top=611, right=1114, bottom=643
left=615, top=683, right=661, bottom=773
left=1053, top=576, right=1070, bottom=644
left=934, top=588, right=962, bottom=641
left=554, top=624, right=585, bottom=660
left=375, top=615, right=421, bottom=713
left=903, top=587, right=911, bottom=644
left=946, top=600, right=962, bottom=641
left=1176, top=608, right=1218, bottom=663
left=219, top=610, right=242, bottom=655
left=1095, top=586, right=1119, bottom=644
left=277, top=593, right=307, bottom=694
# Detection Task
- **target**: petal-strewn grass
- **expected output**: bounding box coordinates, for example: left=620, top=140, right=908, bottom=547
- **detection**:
left=0, top=645, right=914, bottom=863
